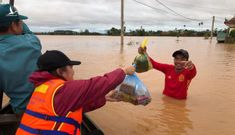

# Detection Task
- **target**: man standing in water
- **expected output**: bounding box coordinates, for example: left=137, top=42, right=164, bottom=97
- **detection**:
left=0, top=4, right=41, bottom=115
left=139, top=47, right=197, bottom=99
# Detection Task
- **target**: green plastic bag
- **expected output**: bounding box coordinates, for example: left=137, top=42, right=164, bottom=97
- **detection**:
left=133, top=54, right=152, bottom=73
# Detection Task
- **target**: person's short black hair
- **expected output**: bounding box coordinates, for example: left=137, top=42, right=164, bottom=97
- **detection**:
left=172, top=49, right=189, bottom=60
left=0, top=20, right=20, bottom=33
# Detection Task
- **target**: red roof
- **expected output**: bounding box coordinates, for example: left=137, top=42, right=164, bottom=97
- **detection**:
left=224, top=17, right=235, bottom=28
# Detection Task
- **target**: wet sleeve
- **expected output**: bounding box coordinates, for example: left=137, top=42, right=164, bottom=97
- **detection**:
left=54, top=68, right=125, bottom=116
left=149, top=57, right=171, bottom=74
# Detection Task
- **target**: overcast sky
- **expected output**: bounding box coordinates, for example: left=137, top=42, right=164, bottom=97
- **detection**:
left=1, top=0, right=235, bottom=32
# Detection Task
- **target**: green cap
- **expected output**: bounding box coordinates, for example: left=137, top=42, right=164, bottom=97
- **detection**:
left=0, top=4, right=28, bottom=26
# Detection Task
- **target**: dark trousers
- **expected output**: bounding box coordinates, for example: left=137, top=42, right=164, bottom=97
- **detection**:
left=0, top=105, right=22, bottom=135
left=0, top=122, right=19, bottom=135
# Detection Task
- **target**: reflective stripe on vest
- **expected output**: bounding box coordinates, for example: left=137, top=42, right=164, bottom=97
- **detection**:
left=16, top=79, right=83, bottom=135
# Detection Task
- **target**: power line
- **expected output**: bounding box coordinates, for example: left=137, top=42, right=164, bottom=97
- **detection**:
left=132, top=0, right=224, bottom=28
left=156, top=0, right=230, bottom=25
left=154, top=0, right=202, bottom=21
left=160, top=1, right=235, bottom=13
left=132, top=0, right=209, bottom=22
left=132, top=0, right=167, bottom=14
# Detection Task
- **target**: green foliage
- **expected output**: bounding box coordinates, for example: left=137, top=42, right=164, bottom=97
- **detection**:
left=107, top=27, right=121, bottom=36
left=35, top=27, right=218, bottom=37
left=230, top=30, right=235, bottom=37
left=35, top=30, right=103, bottom=35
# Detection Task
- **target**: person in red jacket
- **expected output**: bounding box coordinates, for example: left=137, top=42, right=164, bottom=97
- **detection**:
left=16, top=50, right=135, bottom=135
left=139, top=47, right=197, bottom=99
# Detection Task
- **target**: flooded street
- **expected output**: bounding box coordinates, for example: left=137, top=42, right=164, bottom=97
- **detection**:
left=40, top=36, right=235, bottom=135
left=7, top=36, right=235, bottom=135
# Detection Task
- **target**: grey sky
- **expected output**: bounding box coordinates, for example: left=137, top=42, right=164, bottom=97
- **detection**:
left=1, top=0, right=235, bottom=32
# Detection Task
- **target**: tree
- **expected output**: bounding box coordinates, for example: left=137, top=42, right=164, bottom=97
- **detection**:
left=107, top=27, right=121, bottom=36
left=230, top=30, right=235, bottom=37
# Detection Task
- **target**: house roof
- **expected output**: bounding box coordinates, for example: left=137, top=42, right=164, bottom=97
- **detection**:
left=224, top=16, right=235, bottom=28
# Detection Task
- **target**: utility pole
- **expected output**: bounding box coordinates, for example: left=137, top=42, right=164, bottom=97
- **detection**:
left=121, top=0, right=124, bottom=48
left=210, top=16, right=215, bottom=40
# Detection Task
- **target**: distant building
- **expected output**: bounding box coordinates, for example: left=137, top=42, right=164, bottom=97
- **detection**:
left=224, top=16, right=235, bottom=33
left=223, top=16, right=235, bottom=43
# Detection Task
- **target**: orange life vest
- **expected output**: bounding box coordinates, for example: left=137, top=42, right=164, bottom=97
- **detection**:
left=16, top=79, right=82, bottom=135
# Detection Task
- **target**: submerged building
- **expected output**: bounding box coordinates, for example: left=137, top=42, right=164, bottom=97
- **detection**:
left=217, top=16, right=235, bottom=43
left=224, top=16, right=235, bottom=33
left=224, top=16, right=235, bottom=43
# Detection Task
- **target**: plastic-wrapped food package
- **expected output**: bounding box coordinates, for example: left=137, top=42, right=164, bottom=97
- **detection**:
left=114, top=74, right=151, bottom=105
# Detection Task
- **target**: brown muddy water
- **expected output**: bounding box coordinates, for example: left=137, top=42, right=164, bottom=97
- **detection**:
left=4, top=36, right=235, bottom=135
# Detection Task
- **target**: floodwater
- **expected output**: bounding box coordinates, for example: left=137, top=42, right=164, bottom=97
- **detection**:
left=5, top=36, right=235, bottom=135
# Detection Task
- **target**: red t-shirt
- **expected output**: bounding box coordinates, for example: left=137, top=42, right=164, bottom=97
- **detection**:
left=149, top=57, right=197, bottom=99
